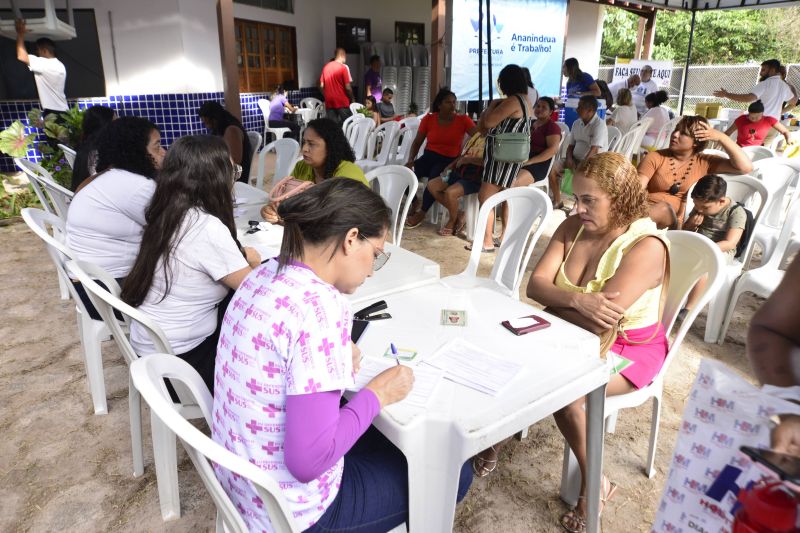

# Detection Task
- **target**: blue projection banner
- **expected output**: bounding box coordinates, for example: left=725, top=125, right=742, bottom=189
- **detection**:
left=450, top=0, right=567, bottom=101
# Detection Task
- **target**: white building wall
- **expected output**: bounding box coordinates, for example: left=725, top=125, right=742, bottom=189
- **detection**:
left=563, top=2, right=605, bottom=79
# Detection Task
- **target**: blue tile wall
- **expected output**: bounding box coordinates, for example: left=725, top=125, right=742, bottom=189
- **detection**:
left=0, top=87, right=324, bottom=173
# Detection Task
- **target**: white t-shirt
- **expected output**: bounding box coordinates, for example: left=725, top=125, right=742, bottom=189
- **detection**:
left=66, top=169, right=156, bottom=278
left=610, top=104, right=638, bottom=134
left=212, top=260, right=354, bottom=531
left=634, top=79, right=659, bottom=114
left=28, top=55, right=67, bottom=112
left=527, top=86, right=539, bottom=108
left=752, top=75, right=794, bottom=120
left=130, top=208, right=248, bottom=356
left=570, top=113, right=609, bottom=161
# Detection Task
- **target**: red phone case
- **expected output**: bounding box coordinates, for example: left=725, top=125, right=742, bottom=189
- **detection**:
left=501, top=314, right=551, bottom=336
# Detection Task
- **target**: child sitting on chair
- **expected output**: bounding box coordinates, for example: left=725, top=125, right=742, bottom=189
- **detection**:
left=680, top=174, right=746, bottom=318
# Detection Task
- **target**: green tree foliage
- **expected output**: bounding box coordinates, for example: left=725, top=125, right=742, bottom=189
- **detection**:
left=601, top=6, right=800, bottom=65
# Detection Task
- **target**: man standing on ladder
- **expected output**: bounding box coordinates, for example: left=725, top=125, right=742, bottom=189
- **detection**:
left=15, top=18, right=68, bottom=119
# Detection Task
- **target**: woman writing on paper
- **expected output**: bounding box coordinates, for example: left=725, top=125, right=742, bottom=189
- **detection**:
left=212, top=178, right=473, bottom=532
left=474, top=153, right=668, bottom=533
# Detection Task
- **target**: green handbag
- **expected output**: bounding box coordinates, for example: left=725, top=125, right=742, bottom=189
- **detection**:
left=561, top=168, right=574, bottom=196
left=490, top=95, right=531, bottom=164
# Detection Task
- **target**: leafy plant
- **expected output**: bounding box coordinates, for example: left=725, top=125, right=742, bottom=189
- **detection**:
left=0, top=179, right=40, bottom=220
left=0, top=105, right=84, bottom=189
left=356, top=107, right=373, bottom=118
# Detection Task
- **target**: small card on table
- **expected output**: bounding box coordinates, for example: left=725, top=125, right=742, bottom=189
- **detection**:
left=441, top=309, right=467, bottom=327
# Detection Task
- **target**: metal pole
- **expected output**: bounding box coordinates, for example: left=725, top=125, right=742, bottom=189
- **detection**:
left=478, top=0, right=483, bottom=108
left=678, top=7, right=697, bottom=115
left=486, top=0, right=493, bottom=102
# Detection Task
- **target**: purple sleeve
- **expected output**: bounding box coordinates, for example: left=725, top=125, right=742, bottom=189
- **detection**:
left=284, top=388, right=380, bottom=483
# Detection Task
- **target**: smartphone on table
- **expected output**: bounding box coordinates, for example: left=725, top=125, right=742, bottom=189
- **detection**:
left=501, top=314, right=551, bottom=336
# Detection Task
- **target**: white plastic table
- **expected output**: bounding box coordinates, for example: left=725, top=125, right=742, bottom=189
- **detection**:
left=235, top=213, right=441, bottom=305
left=233, top=181, right=269, bottom=207
left=355, top=283, right=609, bottom=533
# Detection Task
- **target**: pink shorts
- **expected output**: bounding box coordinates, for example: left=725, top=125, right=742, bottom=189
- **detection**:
left=610, top=323, right=668, bottom=390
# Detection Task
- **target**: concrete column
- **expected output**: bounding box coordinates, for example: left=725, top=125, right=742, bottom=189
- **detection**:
left=217, top=0, right=241, bottom=119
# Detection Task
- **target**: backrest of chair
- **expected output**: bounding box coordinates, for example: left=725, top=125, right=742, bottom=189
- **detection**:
left=369, top=121, right=401, bottom=164
left=21, top=207, right=84, bottom=304
left=615, top=118, right=652, bottom=160
left=393, top=124, right=419, bottom=164
left=742, top=145, right=775, bottom=162
left=342, top=114, right=359, bottom=140
left=751, top=159, right=797, bottom=227
left=247, top=131, right=262, bottom=160
left=701, top=148, right=729, bottom=159
left=39, top=177, right=73, bottom=220
left=58, top=143, right=77, bottom=169
left=723, top=174, right=769, bottom=267
left=606, top=126, right=621, bottom=152
left=258, top=138, right=301, bottom=190
left=768, top=130, right=800, bottom=153
left=257, top=99, right=270, bottom=122
left=300, top=97, right=322, bottom=109
left=653, top=116, right=680, bottom=150
left=555, top=121, right=569, bottom=138
left=349, top=102, right=364, bottom=114
left=130, top=354, right=300, bottom=533
left=762, top=198, right=800, bottom=271
left=660, top=231, right=725, bottom=375
left=463, top=187, right=552, bottom=295
left=399, top=116, right=420, bottom=130
left=67, top=259, right=173, bottom=365
left=364, top=165, right=418, bottom=247
left=15, top=158, right=59, bottom=217
left=350, top=119, right=376, bottom=160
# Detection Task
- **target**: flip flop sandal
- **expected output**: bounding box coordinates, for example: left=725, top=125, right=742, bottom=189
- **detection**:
left=464, top=243, right=495, bottom=253
left=437, top=226, right=454, bottom=236
left=493, top=237, right=502, bottom=248
left=454, top=211, right=467, bottom=235
left=405, top=217, right=424, bottom=229
left=559, top=508, right=586, bottom=533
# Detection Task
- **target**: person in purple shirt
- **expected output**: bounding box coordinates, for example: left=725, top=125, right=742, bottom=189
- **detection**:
left=364, top=54, right=382, bottom=101
left=211, top=178, right=473, bottom=532
left=268, top=85, right=300, bottom=140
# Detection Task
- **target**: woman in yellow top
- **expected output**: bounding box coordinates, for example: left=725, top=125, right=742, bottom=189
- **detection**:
left=261, top=118, right=367, bottom=221
left=473, top=152, right=669, bottom=532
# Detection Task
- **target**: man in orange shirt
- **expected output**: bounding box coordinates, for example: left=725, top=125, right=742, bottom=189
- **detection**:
left=319, top=48, right=354, bottom=125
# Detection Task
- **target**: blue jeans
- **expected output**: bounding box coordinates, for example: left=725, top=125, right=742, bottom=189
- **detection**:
left=305, top=426, right=473, bottom=533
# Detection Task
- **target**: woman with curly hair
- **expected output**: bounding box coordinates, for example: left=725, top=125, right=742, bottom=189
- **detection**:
left=70, top=104, right=116, bottom=191
left=260, top=118, right=367, bottom=222
left=473, top=153, right=669, bottom=532
left=67, top=116, right=164, bottom=278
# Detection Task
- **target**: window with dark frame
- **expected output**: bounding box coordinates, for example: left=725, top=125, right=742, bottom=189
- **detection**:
left=335, top=17, right=371, bottom=54
left=395, top=21, right=424, bottom=45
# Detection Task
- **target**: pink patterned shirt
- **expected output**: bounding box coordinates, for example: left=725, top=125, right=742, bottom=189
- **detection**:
left=211, top=260, right=354, bottom=531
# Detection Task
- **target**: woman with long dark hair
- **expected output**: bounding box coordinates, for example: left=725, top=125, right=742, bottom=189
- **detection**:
left=121, top=135, right=261, bottom=392
left=212, top=178, right=472, bottom=531
left=260, top=117, right=367, bottom=222
left=198, top=101, right=253, bottom=183
left=563, top=58, right=601, bottom=98
left=70, top=105, right=116, bottom=191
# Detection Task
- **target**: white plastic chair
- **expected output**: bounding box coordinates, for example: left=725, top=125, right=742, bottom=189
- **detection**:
left=257, top=99, right=291, bottom=143
left=21, top=208, right=111, bottom=415
left=67, top=259, right=203, bottom=521
left=701, top=175, right=769, bottom=343
left=718, top=198, right=800, bottom=345
left=350, top=102, right=365, bottom=114
left=365, top=165, right=418, bottom=247
left=356, top=121, right=401, bottom=172
left=350, top=118, right=376, bottom=160
left=701, top=148, right=730, bottom=159
left=613, top=118, right=652, bottom=161
left=342, top=114, right=360, bottom=140
left=300, top=97, right=323, bottom=109
left=560, top=231, right=725, bottom=506
left=129, top=354, right=301, bottom=533
left=606, top=126, right=621, bottom=153
left=247, top=130, right=262, bottom=157
left=15, top=157, right=72, bottom=220
left=58, top=143, right=76, bottom=169
left=391, top=123, right=419, bottom=165
left=750, top=160, right=799, bottom=258
left=16, top=157, right=71, bottom=300
left=443, top=187, right=552, bottom=298
left=742, top=145, right=775, bottom=162
left=255, top=138, right=300, bottom=191
left=768, top=130, right=800, bottom=154
left=652, top=116, right=680, bottom=150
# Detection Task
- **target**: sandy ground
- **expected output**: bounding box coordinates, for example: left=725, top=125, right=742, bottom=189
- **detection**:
left=0, top=179, right=762, bottom=532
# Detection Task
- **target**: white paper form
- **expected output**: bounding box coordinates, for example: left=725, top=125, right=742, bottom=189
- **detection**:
left=421, top=338, right=523, bottom=396
left=348, top=358, right=444, bottom=408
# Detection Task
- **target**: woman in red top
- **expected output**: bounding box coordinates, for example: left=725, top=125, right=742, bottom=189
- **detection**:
left=405, top=90, right=477, bottom=174
left=515, top=96, right=562, bottom=185
left=724, top=100, right=792, bottom=148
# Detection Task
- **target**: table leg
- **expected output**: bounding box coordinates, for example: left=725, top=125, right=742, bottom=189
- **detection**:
left=584, top=382, right=606, bottom=533
left=404, top=418, right=462, bottom=532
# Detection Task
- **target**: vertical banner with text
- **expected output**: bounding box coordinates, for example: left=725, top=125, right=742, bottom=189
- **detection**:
left=450, top=0, right=568, bottom=101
